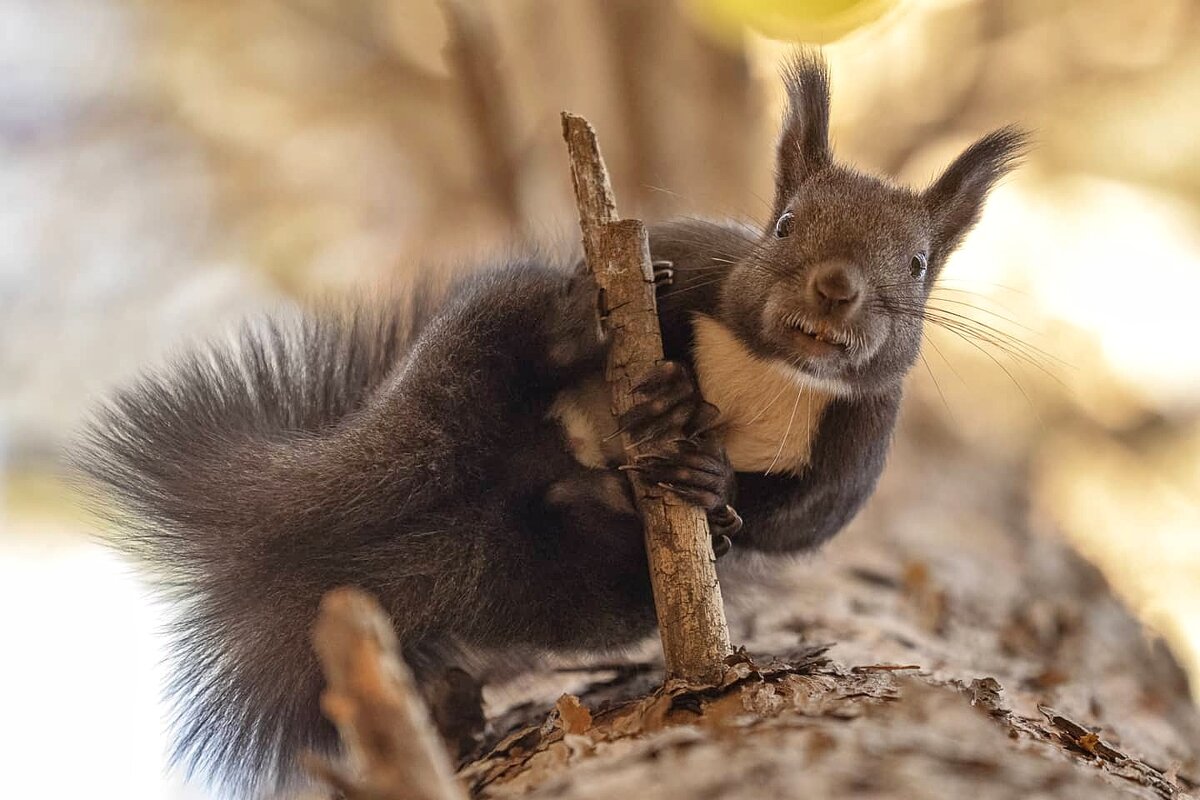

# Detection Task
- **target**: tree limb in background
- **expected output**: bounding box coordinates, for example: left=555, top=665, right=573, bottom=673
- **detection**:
left=308, top=587, right=467, bottom=800
left=276, top=0, right=449, bottom=98
left=598, top=0, right=674, bottom=218
left=442, top=0, right=526, bottom=230
left=561, top=111, right=731, bottom=684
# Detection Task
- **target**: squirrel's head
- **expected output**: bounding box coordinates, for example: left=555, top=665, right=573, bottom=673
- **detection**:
left=722, top=51, right=1028, bottom=396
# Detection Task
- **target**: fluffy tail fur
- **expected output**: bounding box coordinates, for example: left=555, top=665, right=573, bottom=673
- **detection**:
left=74, top=300, right=422, bottom=792
left=74, top=260, right=652, bottom=795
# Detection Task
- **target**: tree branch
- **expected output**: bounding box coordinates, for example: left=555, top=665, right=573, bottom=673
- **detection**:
left=308, top=587, right=467, bottom=800
left=561, top=112, right=731, bottom=684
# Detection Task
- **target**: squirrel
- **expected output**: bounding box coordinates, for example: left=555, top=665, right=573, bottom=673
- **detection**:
left=75, top=52, right=1026, bottom=795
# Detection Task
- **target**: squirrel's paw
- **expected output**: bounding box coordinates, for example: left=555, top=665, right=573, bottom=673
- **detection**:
left=624, top=443, right=742, bottom=559
left=708, top=504, right=743, bottom=557
left=619, top=361, right=719, bottom=443
left=619, top=362, right=741, bottom=557
left=625, top=442, right=735, bottom=514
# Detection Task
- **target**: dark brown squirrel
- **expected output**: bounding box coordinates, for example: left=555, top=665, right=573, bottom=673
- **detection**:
left=74, top=51, right=1026, bottom=795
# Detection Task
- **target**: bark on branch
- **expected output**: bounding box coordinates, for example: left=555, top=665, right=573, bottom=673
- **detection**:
left=308, top=587, right=467, bottom=800
left=561, top=112, right=731, bottom=683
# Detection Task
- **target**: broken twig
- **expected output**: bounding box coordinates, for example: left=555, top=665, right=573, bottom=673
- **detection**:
left=308, top=587, right=467, bottom=800
left=561, top=111, right=731, bottom=684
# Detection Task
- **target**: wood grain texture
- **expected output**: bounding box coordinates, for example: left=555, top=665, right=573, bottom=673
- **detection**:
left=309, top=587, right=467, bottom=800
left=561, top=111, right=731, bottom=683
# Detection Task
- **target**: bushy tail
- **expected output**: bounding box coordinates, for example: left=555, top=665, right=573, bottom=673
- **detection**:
left=73, top=299, right=423, bottom=794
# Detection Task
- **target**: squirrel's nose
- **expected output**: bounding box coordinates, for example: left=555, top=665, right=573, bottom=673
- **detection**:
left=809, top=260, right=864, bottom=316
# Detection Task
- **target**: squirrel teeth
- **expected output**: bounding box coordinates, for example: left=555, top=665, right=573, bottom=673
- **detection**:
left=788, top=317, right=852, bottom=347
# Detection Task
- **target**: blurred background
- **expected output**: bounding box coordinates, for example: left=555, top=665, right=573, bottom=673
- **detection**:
left=2, top=0, right=1199, bottom=798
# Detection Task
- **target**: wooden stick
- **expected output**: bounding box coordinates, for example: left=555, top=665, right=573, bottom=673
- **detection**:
left=561, top=112, right=731, bottom=684
left=309, top=587, right=467, bottom=800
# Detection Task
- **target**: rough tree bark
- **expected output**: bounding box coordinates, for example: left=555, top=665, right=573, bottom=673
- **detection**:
left=310, top=514, right=1200, bottom=800
left=449, top=403, right=1200, bottom=798
left=561, top=111, right=731, bottom=684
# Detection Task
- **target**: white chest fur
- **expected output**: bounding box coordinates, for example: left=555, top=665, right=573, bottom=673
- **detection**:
left=691, top=315, right=832, bottom=475
left=549, top=316, right=834, bottom=475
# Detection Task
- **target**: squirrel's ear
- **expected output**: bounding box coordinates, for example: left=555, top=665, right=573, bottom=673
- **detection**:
left=772, top=51, right=831, bottom=221
left=924, top=127, right=1029, bottom=258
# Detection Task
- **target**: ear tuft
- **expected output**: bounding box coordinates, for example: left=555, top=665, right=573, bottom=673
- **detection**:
left=925, top=126, right=1030, bottom=257
left=772, top=50, right=832, bottom=220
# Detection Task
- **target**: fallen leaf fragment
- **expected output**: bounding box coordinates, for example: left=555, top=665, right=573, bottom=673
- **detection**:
left=555, top=694, right=594, bottom=736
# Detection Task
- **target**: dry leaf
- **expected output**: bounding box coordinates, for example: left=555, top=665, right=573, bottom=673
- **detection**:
left=555, top=694, right=594, bottom=735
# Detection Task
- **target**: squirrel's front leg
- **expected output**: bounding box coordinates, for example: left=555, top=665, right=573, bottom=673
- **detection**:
left=617, top=361, right=743, bottom=556
left=350, top=264, right=608, bottom=505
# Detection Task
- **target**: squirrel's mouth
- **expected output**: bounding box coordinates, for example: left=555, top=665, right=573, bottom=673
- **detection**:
left=783, top=313, right=857, bottom=352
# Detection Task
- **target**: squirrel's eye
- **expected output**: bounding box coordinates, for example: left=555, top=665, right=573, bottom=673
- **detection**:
left=910, top=253, right=928, bottom=279
left=774, top=211, right=795, bottom=239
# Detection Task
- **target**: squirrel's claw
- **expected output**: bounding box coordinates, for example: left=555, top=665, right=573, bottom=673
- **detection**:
left=652, top=259, right=675, bottom=288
